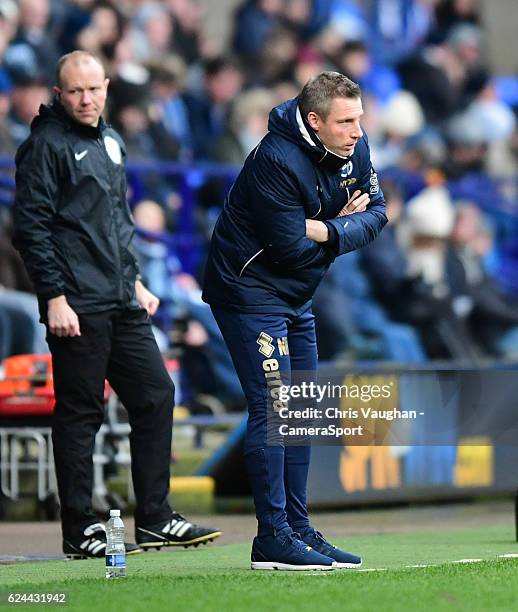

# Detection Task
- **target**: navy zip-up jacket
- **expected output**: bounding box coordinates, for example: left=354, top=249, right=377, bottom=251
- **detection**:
left=202, top=97, right=387, bottom=314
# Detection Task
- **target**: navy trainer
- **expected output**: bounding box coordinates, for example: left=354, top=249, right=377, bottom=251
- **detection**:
left=251, top=528, right=336, bottom=571
left=298, top=527, right=362, bottom=569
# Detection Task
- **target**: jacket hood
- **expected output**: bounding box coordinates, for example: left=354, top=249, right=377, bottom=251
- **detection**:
left=30, top=99, right=106, bottom=137
left=267, top=96, right=350, bottom=172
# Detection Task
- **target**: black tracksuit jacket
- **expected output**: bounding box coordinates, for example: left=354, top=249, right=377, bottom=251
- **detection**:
left=13, top=101, right=140, bottom=319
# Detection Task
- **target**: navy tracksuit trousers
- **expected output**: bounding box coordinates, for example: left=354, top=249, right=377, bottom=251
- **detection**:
left=211, top=306, right=316, bottom=536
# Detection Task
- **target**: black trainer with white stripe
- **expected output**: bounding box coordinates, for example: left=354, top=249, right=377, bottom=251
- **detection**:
left=63, top=522, right=142, bottom=559
left=136, top=512, right=222, bottom=549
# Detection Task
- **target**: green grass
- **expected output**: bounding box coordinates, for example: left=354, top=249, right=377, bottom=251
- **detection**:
left=1, top=526, right=518, bottom=611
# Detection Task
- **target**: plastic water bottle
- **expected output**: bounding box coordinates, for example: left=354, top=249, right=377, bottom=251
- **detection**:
left=105, top=509, right=126, bottom=578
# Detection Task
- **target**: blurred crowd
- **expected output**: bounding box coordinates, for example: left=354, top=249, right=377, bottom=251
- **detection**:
left=1, top=0, right=518, bottom=409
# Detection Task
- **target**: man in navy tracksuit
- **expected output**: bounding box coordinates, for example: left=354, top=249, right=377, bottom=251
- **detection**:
left=203, top=72, right=387, bottom=570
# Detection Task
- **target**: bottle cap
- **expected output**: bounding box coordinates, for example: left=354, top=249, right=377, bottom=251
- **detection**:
left=110, top=509, right=121, bottom=517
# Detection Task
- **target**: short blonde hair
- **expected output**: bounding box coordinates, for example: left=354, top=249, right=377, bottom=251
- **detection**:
left=56, top=51, right=105, bottom=87
left=299, top=71, right=361, bottom=120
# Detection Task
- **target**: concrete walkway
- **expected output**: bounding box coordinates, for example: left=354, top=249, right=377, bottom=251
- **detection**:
left=0, top=500, right=514, bottom=562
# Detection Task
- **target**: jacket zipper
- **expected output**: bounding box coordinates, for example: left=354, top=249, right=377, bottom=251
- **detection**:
left=97, top=135, right=124, bottom=302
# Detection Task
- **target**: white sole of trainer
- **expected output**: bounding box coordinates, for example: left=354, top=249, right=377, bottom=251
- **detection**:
left=333, top=561, right=363, bottom=569
left=251, top=562, right=335, bottom=571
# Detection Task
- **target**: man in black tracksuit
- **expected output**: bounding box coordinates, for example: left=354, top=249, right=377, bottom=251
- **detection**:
left=203, top=72, right=387, bottom=570
left=13, top=51, right=221, bottom=557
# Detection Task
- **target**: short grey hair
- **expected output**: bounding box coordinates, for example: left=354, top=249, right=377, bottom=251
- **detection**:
left=298, top=71, right=361, bottom=120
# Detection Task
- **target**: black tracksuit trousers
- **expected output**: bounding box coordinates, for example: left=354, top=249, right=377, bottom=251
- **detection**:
left=47, top=308, right=174, bottom=540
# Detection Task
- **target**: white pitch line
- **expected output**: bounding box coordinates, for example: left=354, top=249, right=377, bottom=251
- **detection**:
left=357, top=555, right=518, bottom=573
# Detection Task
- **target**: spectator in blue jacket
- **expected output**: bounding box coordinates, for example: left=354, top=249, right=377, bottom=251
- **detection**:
left=203, top=71, right=387, bottom=570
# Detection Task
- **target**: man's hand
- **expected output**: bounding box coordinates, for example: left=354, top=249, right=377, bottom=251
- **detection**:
left=305, top=219, right=329, bottom=243
left=337, top=190, right=370, bottom=217
left=47, top=295, right=81, bottom=337
left=135, top=279, right=160, bottom=316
